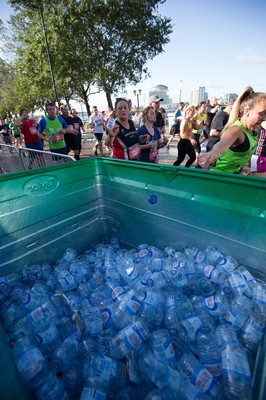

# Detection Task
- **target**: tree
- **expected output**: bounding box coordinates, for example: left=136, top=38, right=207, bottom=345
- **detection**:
left=0, top=58, right=20, bottom=118
left=6, top=0, right=173, bottom=111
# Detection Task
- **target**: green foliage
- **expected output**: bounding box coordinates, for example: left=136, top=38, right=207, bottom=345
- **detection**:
left=3, top=0, right=172, bottom=111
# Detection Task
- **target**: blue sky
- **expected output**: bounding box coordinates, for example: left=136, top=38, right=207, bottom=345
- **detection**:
left=1, top=0, right=266, bottom=109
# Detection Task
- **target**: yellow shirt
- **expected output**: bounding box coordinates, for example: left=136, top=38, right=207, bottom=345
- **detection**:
left=192, top=113, right=206, bottom=134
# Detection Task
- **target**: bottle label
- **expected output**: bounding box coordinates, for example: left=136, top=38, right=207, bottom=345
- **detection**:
left=59, top=271, right=76, bottom=290
left=16, top=347, right=44, bottom=381
left=181, top=317, right=202, bottom=341
left=192, top=365, right=214, bottom=393
left=125, top=295, right=142, bottom=315
left=101, top=306, right=113, bottom=326
left=35, top=323, right=58, bottom=346
left=123, top=323, right=147, bottom=350
left=138, top=247, right=150, bottom=259
left=201, top=357, right=222, bottom=377
left=111, top=286, right=125, bottom=302
left=203, top=265, right=215, bottom=279
left=204, top=296, right=220, bottom=316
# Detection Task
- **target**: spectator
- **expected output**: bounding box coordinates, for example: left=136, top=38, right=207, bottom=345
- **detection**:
left=9, top=116, right=23, bottom=148
left=89, top=106, right=105, bottom=156
left=71, top=108, right=85, bottom=157
left=17, top=109, right=43, bottom=151
left=137, top=105, right=164, bottom=163
left=0, top=119, right=12, bottom=145
left=206, top=101, right=234, bottom=152
left=250, top=121, right=266, bottom=177
left=191, top=102, right=207, bottom=167
left=199, top=86, right=266, bottom=174
left=105, top=98, right=139, bottom=160
left=149, top=95, right=166, bottom=136
left=205, top=97, right=220, bottom=139
left=173, top=105, right=197, bottom=167
left=38, top=102, right=68, bottom=155
left=60, top=106, right=80, bottom=160
left=167, top=102, right=185, bottom=149
left=132, top=108, right=142, bottom=129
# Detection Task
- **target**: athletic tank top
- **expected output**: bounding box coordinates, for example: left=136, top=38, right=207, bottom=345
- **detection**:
left=211, top=120, right=257, bottom=173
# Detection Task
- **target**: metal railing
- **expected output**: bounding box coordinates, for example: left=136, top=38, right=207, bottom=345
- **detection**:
left=0, top=144, right=75, bottom=174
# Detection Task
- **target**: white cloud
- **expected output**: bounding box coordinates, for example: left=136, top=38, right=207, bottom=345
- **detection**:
left=234, top=54, right=266, bottom=64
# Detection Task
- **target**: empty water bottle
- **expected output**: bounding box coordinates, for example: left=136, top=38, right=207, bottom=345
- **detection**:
left=12, top=334, right=46, bottom=383
left=221, top=340, right=252, bottom=399
left=0, top=273, right=20, bottom=304
left=51, top=335, right=80, bottom=372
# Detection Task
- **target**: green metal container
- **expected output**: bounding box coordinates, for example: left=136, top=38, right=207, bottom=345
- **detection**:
left=0, top=158, right=265, bottom=399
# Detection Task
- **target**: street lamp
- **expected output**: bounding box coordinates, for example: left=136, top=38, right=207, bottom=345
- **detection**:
left=26, top=2, right=60, bottom=105
left=178, top=80, right=183, bottom=103
left=133, top=89, right=142, bottom=108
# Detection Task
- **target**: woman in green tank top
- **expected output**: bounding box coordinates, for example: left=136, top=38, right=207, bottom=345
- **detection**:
left=200, top=87, right=266, bottom=176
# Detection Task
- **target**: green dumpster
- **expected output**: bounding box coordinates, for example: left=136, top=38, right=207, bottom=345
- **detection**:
left=0, top=158, right=265, bottom=399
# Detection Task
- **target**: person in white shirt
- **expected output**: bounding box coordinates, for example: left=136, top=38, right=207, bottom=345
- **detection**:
left=89, top=105, right=105, bottom=156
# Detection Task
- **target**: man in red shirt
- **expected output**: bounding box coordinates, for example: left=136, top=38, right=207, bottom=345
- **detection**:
left=17, top=108, right=43, bottom=151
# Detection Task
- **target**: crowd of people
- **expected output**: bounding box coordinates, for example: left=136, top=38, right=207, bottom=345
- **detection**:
left=1, top=86, right=266, bottom=177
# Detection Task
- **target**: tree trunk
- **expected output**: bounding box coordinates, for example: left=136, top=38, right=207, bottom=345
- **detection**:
left=106, top=92, right=113, bottom=110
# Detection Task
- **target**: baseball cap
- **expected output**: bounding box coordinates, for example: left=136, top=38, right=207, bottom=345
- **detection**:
left=149, top=95, right=164, bottom=103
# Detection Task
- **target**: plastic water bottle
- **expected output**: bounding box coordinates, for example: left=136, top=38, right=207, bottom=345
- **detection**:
left=63, top=361, right=83, bottom=400
left=179, top=316, right=210, bottom=343
left=116, top=256, right=140, bottom=284
left=238, top=315, right=265, bottom=354
left=149, top=328, right=176, bottom=365
left=12, top=334, right=46, bottom=383
left=164, top=295, right=181, bottom=333
left=195, top=328, right=222, bottom=378
left=221, top=341, right=252, bottom=399
left=197, top=263, right=227, bottom=284
left=22, top=282, right=49, bottom=312
left=252, top=282, right=266, bottom=324
left=57, top=269, right=77, bottom=292
left=204, top=246, right=224, bottom=265
left=193, top=292, right=229, bottom=319
left=140, top=290, right=165, bottom=329
left=179, top=351, right=221, bottom=398
left=56, top=248, right=77, bottom=270
left=82, top=303, right=103, bottom=336
left=223, top=294, right=252, bottom=331
left=51, top=335, right=80, bottom=372
left=217, top=255, right=238, bottom=273
left=112, top=289, right=145, bottom=329
left=108, top=319, right=150, bottom=359
left=183, top=246, right=207, bottom=264
left=34, top=319, right=61, bottom=356
left=228, top=270, right=248, bottom=295
left=106, top=117, right=116, bottom=131
left=21, top=264, right=42, bottom=284
left=0, top=273, right=21, bottom=304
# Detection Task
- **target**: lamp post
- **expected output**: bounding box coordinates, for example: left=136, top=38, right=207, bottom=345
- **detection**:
left=178, top=80, right=183, bottom=103
left=27, top=3, right=60, bottom=105
left=133, top=89, right=142, bottom=108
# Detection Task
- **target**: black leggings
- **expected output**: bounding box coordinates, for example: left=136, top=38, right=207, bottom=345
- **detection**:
left=173, top=138, right=196, bottom=167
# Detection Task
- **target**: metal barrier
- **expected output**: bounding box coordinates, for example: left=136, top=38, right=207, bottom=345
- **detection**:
left=0, top=144, right=75, bottom=174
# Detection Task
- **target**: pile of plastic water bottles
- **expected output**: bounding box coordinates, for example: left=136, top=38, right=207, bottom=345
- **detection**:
left=0, top=239, right=265, bottom=400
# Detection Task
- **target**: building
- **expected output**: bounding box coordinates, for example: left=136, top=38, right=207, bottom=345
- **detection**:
left=190, top=87, right=207, bottom=106
left=148, top=85, right=173, bottom=109
left=221, top=92, right=238, bottom=104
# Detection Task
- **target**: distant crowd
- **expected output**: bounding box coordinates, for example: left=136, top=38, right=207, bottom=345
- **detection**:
left=1, top=86, right=266, bottom=177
